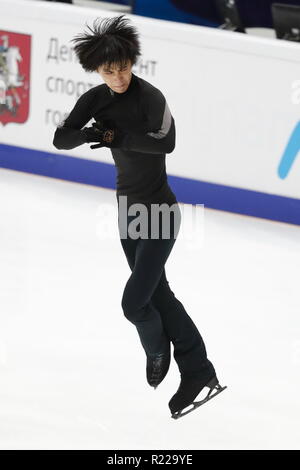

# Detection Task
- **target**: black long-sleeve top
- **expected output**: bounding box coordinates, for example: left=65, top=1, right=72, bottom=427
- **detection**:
left=53, top=72, right=177, bottom=209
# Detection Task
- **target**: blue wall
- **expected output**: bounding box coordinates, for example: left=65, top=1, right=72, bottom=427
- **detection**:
left=1, top=143, right=300, bottom=226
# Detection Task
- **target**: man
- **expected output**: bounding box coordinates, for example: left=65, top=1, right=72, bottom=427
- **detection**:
left=53, top=15, right=226, bottom=419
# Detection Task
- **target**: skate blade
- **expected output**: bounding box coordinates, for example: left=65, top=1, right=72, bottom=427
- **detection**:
left=171, top=383, right=227, bottom=420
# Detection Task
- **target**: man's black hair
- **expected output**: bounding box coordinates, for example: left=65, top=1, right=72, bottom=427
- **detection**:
left=71, top=15, right=141, bottom=73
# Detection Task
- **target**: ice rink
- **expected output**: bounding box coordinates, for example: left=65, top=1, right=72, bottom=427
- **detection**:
left=0, top=167, right=299, bottom=450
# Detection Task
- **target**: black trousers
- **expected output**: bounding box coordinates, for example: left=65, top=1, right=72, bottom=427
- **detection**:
left=118, top=201, right=215, bottom=378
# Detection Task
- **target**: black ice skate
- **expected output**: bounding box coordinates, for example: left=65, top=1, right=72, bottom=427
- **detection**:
left=146, top=350, right=171, bottom=389
left=169, top=374, right=227, bottom=419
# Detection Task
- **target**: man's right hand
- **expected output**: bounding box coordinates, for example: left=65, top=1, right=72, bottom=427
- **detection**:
left=82, top=121, right=106, bottom=143
left=82, top=119, right=125, bottom=149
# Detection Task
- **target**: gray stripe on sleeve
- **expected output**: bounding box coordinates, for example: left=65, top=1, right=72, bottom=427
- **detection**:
left=146, top=101, right=172, bottom=139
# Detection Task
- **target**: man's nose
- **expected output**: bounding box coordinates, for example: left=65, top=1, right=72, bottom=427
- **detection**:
left=114, top=73, right=124, bottom=82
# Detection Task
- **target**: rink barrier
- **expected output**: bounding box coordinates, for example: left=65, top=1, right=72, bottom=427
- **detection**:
left=1, top=143, right=300, bottom=226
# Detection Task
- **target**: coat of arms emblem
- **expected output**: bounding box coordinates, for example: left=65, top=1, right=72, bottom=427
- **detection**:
left=0, top=30, right=31, bottom=125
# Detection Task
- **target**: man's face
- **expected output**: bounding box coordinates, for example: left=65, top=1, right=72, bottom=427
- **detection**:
left=97, top=60, right=133, bottom=94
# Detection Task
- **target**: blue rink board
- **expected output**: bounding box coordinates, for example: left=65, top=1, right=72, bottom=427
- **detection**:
left=1, top=143, right=300, bottom=226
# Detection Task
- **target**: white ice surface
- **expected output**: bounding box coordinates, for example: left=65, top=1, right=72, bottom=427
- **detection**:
left=0, top=168, right=300, bottom=450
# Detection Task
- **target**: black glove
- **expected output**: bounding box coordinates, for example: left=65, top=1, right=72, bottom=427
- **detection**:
left=82, top=120, right=125, bottom=149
